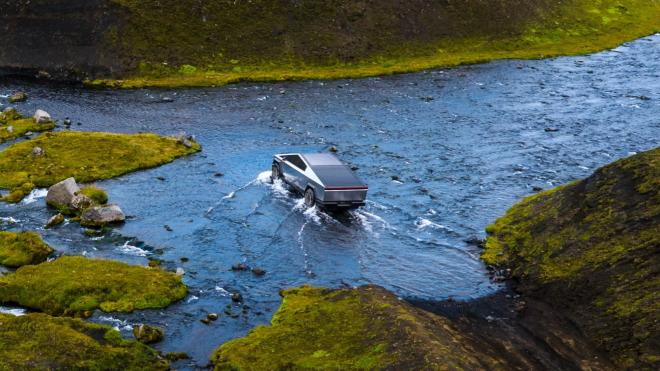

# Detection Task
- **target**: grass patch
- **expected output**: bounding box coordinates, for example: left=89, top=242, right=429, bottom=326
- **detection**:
left=0, top=256, right=188, bottom=316
left=0, top=312, right=169, bottom=370
left=0, top=118, right=55, bottom=144
left=80, top=185, right=109, bottom=204
left=0, top=131, right=200, bottom=189
left=0, top=231, right=54, bottom=267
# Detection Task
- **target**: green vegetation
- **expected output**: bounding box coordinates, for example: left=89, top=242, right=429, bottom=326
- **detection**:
left=0, top=131, right=200, bottom=189
left=483, top=147, right=660, bottom=369
left=89, top=0, right=660, bottom=88
left=0, top=312, right=169, bottom=371
left=0, top=231, right=54, bottom=267
left=0, top=256, right=188, bottom=316
left=212, top=285, right=513, bottom=370
left=1, top=182, right=35, bottom=203
left=0, top=115, right=55, bottom=144
left=80, top=185, right=109, bottom=204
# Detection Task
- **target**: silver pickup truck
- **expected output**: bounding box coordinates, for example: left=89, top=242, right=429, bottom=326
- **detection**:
left=272, top=153, right=368, bottom=210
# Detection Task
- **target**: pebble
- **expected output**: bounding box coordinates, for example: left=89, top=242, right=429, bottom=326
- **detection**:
left=207, top=313, right=219, bottom=321
left=180, top=257, right=189, bottom=262
left=175, top=268, right=185, bottom=277
left=214, top=172, right=223, bottom=177
left=200, top=318, right=211, bottom=325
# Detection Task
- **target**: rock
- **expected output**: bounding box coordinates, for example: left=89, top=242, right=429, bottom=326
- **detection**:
left=639, top=95, right=651, bottom=100
left=232, top=293, right=243, bottom=302
left=8, top=92, right=28, bottom=103
left=33, top=110, right=51, bottom=124
left=251, top=267, right=266, bottom=276
left=46, top=177, right=80, bottom=207
left=182, top=139, right=192, bottom=149
left=175, top=268, right=185, bottom=277
left=200, top=318, right=211, bottom=324
left=278, top=89, right=286, bottom=94
left=132, top=324, right=163, bottom=344
left=25, top=132, right=34, bottom=137
left=38, top=71, right=50, bottom=78
left=351, top=166, right=359, bottom=171
left=80, top=204, right=125, bottom=227
left=45, top=214, right=65, bottom=229
left=31, top=147, right=45, bottom=157
left=391, top=175, right=399, bottom=181
left=156, top=177, right=165, bottom=181
left=544, top=127, right=559, bottom=132
left=214, top=172, right=223, bottom=177
left=187, top=135, right=196, bottom=142
left=63, top=120, right=71, bottom=126
left=232, top=263, right=249, bottom=270
left=164, top=224, right=173, bottom=232
left=69, top=193, right=93, bottom=212
left=532, top=186, right=543, bottom=192
left=162, top=97, right=174, bottom=102
left=207, top=313, right=219, bottom=321
left=165, top=352, right=189, bottom=361
left=330, top=146, right=338, bottom=153
left=6, top=126, right=13, bottom=133
left=180, top=257, right=189, bottom=262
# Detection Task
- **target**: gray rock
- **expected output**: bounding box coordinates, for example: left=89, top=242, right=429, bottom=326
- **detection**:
left=31, top=147, right=45, bottom=157
left=8, top=92, right=28, bottom=103
left=132, top=324, right=163, bottom=344
left=70, top=193, right=93, bottom=212
left=175, top=268, right=185, bottom=277
left=25, top=132, right=34, bottom=136
left=80, top=204, right=125, bottom=227
left=6, top=126, right=13, bottom=133
left=33, top=110, right=51, bottom=124
left=162, top=97, right=174, bottom=102
left=45, top=213, right=65, bottom=229
left=46, top=177, right=80, bottom=207
left=182, top=139, right=192, bottom=148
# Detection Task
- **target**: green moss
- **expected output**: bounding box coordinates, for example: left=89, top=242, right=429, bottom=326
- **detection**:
left=0, top=117, right=55, bottom=144
left=0, top=131, right=200, bottom=189
left=211, top=285, right=520, bottom=370
left=88, top=0, right=660, bottom=88
left=483, top=147, right=660, bottom=368
left=80, top=185, right=109, bottom=204
left=0, top=256, right=188, bottom=316
left=0, top=108, right=22, bottom=124
left=0, top=312, right=169, bottom=370
left=0, top=231, right=54, bottom=267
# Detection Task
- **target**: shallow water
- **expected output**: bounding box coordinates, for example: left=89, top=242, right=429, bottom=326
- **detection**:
left=1, top=34, right=660, bottom=368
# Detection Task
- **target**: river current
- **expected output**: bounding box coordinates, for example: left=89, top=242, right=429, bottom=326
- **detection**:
left=1, top=34, right=659, bottom=368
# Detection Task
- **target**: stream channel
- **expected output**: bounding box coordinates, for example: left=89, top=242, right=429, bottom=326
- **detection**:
left=1, top=33, right=660, bottom=368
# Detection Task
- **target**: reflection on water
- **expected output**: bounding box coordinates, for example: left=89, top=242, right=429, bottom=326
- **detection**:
left=1, top=33, right=659, bottom=368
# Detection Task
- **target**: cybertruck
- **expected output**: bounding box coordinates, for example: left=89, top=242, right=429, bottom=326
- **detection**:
left=271, top=153, right=368, bottom=210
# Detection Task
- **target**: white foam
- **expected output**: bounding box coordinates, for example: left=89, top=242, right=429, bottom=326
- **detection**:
left=207, top=171, right=273, bottom=213
left=416, top=218, right=454, bottom=232
left=187, top=295, right=199, bottom=303
left=215, top=286, right=230, bottom=296
left=21, top=188, right=48, bottom=204
left=97, top=316, right=133, bottom=331
left=117, top=241, right=148, bottom=256
left=0, top=307, right=27, bottom=316
left=0, top=217, right=20, bottom=223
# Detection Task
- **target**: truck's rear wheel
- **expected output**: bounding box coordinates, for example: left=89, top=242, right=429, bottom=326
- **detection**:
left=304, top=188, right=315, bottom=208
left=271, top=164, right=281, bottom=181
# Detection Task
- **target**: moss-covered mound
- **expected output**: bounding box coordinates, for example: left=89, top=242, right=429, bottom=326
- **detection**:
left=0, top=109, right=55, bottom=144
left=0, top=312, right=169, bottom=370
left=483, top=147, right=660, bottom=369
left=213, top=285, right=519, bottom=370
left=0, top=256, right=188, bottom=316
left=1, top=0, right=659, bottom=86
left=0, top=131, right=200, bottom=189
left=0, top=231, right=54, bottom=267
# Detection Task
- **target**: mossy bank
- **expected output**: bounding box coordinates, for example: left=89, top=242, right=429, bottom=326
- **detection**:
left=0, top=256, right=187, bottom=316
left=483, top=146, right=660, bottom=369
left=0, top=231, right=54, bottom=267
left=0, top=131, right=200, bottom=190
left=1, top=0, right=658, bottom=86
left=0, top=312, right=169, bottom=370
left=212, top=285, right=612, bottom=370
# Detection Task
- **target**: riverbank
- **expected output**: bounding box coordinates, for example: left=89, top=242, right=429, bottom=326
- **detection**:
left=2, top=0, right=658, bottom=87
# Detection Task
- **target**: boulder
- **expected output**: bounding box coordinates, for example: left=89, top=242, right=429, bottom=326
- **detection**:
left=70, top=193, right=93, bottom=212
left=8, top=92, right=28, bottom=103
left=46, top=177, right=80, bottom=207
left=31, top=147, right=45, bottom=157
left=80, top=204, right=125, bottom=227
left=33, top=110, right=52, bottom=124
left=132, top=324, right=163, bottom=344
left=175, top=268, right=185, bottom=277
left=251, top=267, right=266, bottom=276
left=45, top=214, right=65, bottom=229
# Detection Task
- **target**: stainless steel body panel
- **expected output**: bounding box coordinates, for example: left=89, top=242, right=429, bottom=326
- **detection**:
left=273, top=153, right=368, bottom=210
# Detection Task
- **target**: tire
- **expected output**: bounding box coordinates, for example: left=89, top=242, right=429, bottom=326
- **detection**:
left=304, top=188, right=315, bottom=208
left=271, top=164, right=280, bottom=181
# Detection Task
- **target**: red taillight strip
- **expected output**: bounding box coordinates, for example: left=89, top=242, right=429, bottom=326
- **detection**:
left=325, top=187, right=369, bottom=190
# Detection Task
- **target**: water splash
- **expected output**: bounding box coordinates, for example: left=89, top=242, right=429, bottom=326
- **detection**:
left=21, top=188, right=48, bottom=204
left=117, top=241, right=149, bottom=256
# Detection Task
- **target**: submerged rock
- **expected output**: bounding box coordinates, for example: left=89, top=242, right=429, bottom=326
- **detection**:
left=483, top=146, right=660, bottom=369
left=33, top=110, right=51, bottom=124
left=251, top=267, right=266, bottom=276
left=44, top=213, right=65, bottom=229
left=0, top=312, right=169, bottom=370
left=80, top=204, right=125, bottom=227
left=231, top=263, right=249, bottom=270
left=165, top=352, right=189, bottom=361
left=0, top=256, right=188, bottom=316
left=46, top=177, right=80, bottom=208
left=0, top=231, right=54, bottom=267
left=133, top=324, right=164, bottom=344
left=8, top=92, right=27, bottom=103
left=70, top=193, right=94, bottom=212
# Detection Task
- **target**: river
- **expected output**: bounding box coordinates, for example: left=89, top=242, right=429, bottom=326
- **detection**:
left=1, top=33, right=659, bottom=368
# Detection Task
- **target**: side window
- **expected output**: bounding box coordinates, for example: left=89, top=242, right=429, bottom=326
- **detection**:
left=285, top=155, right=307, bottom=171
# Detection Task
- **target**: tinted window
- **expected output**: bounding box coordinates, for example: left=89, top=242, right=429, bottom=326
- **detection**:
left=284, top=155, right=307, bottom=171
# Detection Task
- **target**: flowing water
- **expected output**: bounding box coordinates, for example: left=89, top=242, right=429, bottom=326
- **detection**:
left=1, top=34, right=660, bottom=368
